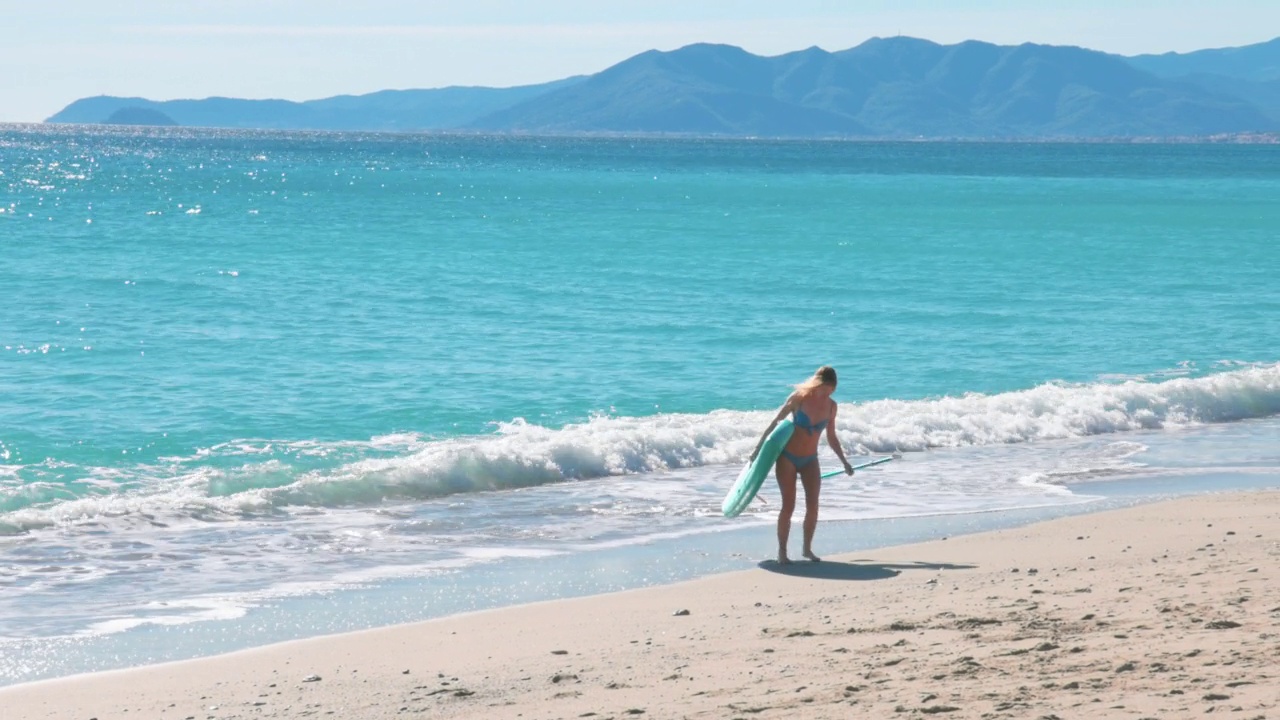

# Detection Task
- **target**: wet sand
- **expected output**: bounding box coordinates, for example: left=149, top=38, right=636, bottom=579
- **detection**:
left=4, top=491, right=1278, bottom=719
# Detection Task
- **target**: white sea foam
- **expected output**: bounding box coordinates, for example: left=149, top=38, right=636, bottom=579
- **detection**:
left=840, top=363, right=1280, bottom=452
left=2, top=365, right=1278, bottom=529
left=82, top=598, right=248, bottom=636
left=250, top=362, right=1280, bottom=504
left=1, top=413, right=1276, bottom=659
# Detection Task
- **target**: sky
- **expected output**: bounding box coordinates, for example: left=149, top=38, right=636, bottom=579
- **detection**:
left=5, top=0, right=1279, bottom=122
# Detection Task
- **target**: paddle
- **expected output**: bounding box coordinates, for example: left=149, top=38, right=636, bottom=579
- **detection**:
left=753, top=454, right=897, bottom=505
left=821, top=455, right=896, bottom=478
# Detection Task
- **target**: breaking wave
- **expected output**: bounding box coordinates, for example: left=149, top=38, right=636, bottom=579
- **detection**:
left=2, top=363, right=1278, bottom=531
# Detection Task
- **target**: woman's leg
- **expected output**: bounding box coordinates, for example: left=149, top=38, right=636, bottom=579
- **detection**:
left=775, top=457, right=798, bottom=564
left=799, top=462, right=822, bottom=561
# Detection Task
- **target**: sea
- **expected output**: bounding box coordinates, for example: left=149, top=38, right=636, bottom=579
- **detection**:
left=2, top=124, right=1278, bottom=686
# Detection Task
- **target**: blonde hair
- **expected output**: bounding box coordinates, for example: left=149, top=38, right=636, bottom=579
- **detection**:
left=794, top=365, right=837, bottom=397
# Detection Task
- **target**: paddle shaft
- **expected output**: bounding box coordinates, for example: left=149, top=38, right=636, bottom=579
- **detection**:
left=753, top=455, right=895, bottom=506
left=821, top=456, right=894, bottom=478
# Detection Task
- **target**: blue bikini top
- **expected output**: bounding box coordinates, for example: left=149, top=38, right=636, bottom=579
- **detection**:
left=793, top=407, right=829, bottom=435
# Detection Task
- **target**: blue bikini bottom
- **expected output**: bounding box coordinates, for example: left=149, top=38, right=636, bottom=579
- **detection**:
left=780, top=449, right=818, bottom=469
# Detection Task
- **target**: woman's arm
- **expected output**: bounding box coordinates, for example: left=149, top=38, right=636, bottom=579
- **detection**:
left=826, top=400, right=854, bottom=474
left=749, top=392, right=799, bottom=462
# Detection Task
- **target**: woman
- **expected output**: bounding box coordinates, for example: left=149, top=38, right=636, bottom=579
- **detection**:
left=749, top=365, right=854, bottom=564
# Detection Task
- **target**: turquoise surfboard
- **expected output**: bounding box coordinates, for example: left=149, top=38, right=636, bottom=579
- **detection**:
left=722, top=419, right=794, bottom=517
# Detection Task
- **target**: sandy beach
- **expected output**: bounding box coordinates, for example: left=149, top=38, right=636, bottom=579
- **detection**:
left=4, top=490, right=1278, bottom=719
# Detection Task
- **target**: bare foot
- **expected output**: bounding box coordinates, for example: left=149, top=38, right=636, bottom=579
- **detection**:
left=803, top=550, right=821, bottom=562
left=777, top=553, right=791, bottom=565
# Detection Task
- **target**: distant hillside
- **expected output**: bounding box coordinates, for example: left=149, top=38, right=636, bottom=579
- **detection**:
left=103, top=107, right=178, bottom=126
left=469, top=38, right=1273, bottom=137
left=46, top=37, right=1280, bottom=138
left=1127, top=38, right=1280, bottom=82
left=1122, top=37, right=1280, bottom=121
left=468, top=44, right=866, bottom=137
left=47, top=78, right=585, bottom=131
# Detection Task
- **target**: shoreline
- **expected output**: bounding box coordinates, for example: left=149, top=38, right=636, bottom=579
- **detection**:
left=4, top=489, right=1278, bottom=719
left=0, top=478, right=1187, bottom=689
left=5, top=122, right=1280, bottom=144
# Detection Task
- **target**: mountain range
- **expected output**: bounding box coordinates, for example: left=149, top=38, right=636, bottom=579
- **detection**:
left=47, top=36, right=1280, bottom=139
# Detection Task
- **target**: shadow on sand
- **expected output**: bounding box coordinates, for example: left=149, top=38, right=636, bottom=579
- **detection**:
left=756, top=559, right=977, bottom=581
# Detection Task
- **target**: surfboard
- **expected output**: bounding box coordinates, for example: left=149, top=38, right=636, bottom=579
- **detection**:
left=722, top=418, right=794, bottom=517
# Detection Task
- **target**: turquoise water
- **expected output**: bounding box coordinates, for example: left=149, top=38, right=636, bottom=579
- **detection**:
left=2, top=125, right=1279, bottom=682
